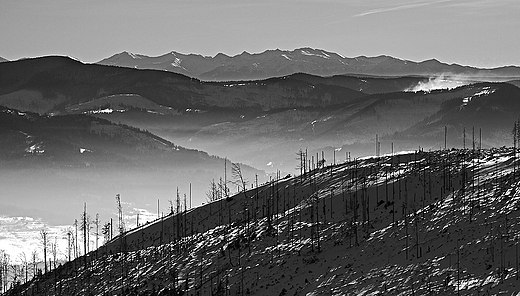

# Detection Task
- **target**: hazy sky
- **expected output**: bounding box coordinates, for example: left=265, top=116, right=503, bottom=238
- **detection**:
left=1, top=0, right=519, bottom=67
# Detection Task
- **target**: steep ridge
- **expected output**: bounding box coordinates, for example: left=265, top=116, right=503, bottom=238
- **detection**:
left=9, top=148, right=520, bottom=295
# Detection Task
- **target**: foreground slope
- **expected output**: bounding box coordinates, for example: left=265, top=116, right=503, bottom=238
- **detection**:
left=11, top=148, right=520, bottom=295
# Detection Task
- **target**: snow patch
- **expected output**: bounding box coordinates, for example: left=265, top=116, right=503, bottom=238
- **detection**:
left=79, top=148, right=92, bottom=154
left=25, top=142, right=44, bottom=154
left=2, top=109, right=26, bottom=116
left=473, top=87, right=495, bottom=97
left=127, top=51, right=141, bottom=59
left=82, top=108, right=127, bottom=114
left=171, top=57, right=182, bottom=68
left=300, top=50, right=330, bottom=59
left=281, top=54, right=292, bottom=61
left=462, top=87, right=496, bottom=106
left=224, top=83, right=247, bottom=87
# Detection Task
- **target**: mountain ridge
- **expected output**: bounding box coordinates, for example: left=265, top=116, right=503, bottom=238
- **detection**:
left=0, top=56, right=367, bottom=114
left=97, top=47, right=520, bottom=81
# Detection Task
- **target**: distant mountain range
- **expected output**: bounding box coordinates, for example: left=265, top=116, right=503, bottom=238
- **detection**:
left=97, top=47, right=520, bottom=81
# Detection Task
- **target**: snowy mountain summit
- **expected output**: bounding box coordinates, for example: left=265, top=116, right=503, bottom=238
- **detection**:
left=97, top=48, right=520, bottom=81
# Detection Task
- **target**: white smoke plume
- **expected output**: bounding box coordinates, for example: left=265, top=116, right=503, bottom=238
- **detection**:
left=405, top=74, right=472, bottom=92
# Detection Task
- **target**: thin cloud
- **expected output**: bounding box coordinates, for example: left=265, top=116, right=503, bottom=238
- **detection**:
left=354, top=0, right=451, bottom=17
left=447, top=0, right=518, bottom=8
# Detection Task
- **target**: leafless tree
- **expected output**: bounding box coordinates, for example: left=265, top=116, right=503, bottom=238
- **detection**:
left=116, top=194, right=125, bottom=235
left=31, top=250, right=38, bottom=279
left=102, top=222, right=111, bottom=245
left=74, top=219, right=78, bottom=259
left=66, top=227, right=73, bottom=262
left=80, top=203, right=91, bottom=256
left=169, top=199, right=174, bottom=214
left=206, top=179, right=219, bottom=202
left=0, top=250, right=9, bottom=293
left=18, top=252, right=29, bottom=283
left=51, top=236, right=58, bottom=270
left=40, top=229, right=48, bottom=273
left=232, top=162, right=248, bottom=199
left=95, top=213, right=100, bottom=250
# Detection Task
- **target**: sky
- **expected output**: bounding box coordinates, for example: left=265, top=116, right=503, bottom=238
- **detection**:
left=1, top=0, right=519, bottom=68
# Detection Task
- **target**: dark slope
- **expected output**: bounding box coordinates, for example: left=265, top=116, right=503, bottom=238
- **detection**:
left=289, top=73, right=440, bottom=94
left=508, top=79, right=520, bottom=88
left=396, top=82, right=520, bottom=148
left=0, top=56, right=366, bottom=114
left=0, top=106, right=206, bottom=168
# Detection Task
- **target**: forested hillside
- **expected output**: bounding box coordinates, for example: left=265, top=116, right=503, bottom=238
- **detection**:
left=6, top=147, right=520, bottom=295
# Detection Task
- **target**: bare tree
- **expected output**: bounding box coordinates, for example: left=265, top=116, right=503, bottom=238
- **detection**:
left=169, top=199, right=174, bottom=214
left=31, top=250, right=38, bottom=279
left=232, top=162, right=248, bottom=199
left=50, top=236, right=58, bottom=270
left=95, top=213, right=100, bottom=250
left=206, top=179, right=219, bottom=202
left=0, top=250, right=9, bottom=293
left=40, top=229, right=48, bottom=273
left=116, top=194, right=125, bottom=235
left=80, top=203, right=91, bottom=256
left=74, top=219, right=78, bottom=259
left=18, top=252, right=29, bottom=284
left=102, top=222, right=111, bottom=245
left=66, top=227, right=73, bottom=262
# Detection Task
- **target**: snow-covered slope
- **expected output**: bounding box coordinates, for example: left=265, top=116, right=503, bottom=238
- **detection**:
left=8, top=148, right=520, bottom=295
